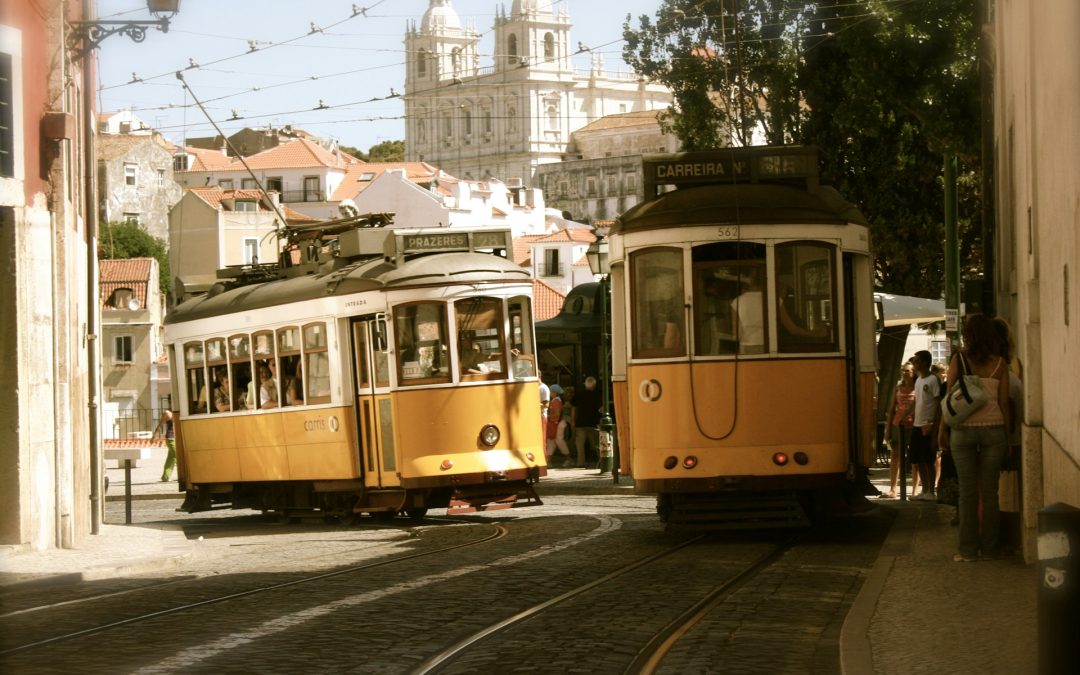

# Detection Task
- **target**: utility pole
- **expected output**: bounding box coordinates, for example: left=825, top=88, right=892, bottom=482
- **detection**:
left=944, top=154, right=961, bottom=352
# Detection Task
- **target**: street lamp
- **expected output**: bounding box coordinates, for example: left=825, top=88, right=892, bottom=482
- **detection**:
left=68, top=0, right=180, bottom=59
left=586, top=234, right=617, bottom=483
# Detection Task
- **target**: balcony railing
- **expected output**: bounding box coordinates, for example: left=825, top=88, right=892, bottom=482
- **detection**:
left=280, top=190, right=324, bottom=203
left=103, top=406, right=169, bottom=441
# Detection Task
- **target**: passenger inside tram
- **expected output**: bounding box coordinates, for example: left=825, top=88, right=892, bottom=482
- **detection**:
left=213, top=368, right=231, bottom=413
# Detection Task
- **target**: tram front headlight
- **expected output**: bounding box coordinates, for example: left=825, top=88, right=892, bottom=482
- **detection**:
left=479, top=424, right=500, bottom=447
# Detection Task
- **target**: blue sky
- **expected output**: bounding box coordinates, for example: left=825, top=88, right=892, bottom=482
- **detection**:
left=96, top=0, right=665, bottom=151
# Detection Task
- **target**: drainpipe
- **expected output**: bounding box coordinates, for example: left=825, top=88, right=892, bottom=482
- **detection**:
left=83, top=0, right=102, bottom=535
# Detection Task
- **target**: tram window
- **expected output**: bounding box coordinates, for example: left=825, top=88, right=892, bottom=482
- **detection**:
left=229, top=335, right=254, bottom=410
left=253, top=330, right=278, bottom=409
left=455, top=297, right=507, bottom=381
left=508, top=295, right=536, bottom=378
left=395, top=302, right=450, bottom=385
left=210, top=366, right=232, bottom=413
left=775, top=242, right=837, bottom=353
left=630, top=248, right=686, bottom=358
left=304, top=322, right=331, bottom=404
left=184, top=342, right=207, bottom=414
left=205, top=338, right=228, bottom=413
left=354, top=323, right=371, bottom=390
left=277, top=327, right=304, bottom=406
left=692, top=242, right=767, bottom=356
left=373, top=318, right=390, bottom=388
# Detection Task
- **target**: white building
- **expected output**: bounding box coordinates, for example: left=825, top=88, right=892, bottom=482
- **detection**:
left=403, top=0, right=672, bottom=186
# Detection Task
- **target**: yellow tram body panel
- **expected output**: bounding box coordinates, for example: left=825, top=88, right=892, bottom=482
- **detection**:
left=391, top=381, right=544, bottom=478
left=179, top=406, right=359, bottom=484
left=627, top=359, right=849, bottom=481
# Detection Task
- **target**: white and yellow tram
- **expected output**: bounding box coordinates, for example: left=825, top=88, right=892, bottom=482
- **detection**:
left=608, top=147, right=878, bottom=527
left=165, top=218, right=546, bottom=519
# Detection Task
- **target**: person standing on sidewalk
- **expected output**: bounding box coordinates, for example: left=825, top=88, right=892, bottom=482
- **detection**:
left=939, top=314, right=1011, bottom=562
left=909, top=350, right=941, bottom=500
left=882, top=362, right=916, bottom=498
left=574, top=376, right=601, bottom=468
left=154, top=409, right=176, bottom=482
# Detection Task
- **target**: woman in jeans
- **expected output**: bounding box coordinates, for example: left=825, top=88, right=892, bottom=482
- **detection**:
left=938, top=314, right=1011, bottom=562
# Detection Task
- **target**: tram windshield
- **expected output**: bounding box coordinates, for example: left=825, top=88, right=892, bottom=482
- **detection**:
left=508, top=295, right=536, bottom=378
left=456, top=297, right=507, bottom=381
left=774, top=242, right=837, bottom=352
left=692, top=242, right=768, bottom=356
left=631, top=248, right=686, bottom=358
left=395, top=302, right=451, bottom=385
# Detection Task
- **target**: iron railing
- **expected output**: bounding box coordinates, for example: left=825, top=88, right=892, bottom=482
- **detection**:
left=103, top=406, right=169, bottom=440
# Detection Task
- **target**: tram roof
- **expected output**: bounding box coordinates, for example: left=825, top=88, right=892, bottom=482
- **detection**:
left=166, top=252, right=530, bottom=324
left=614, top=182, right=868, bottom=234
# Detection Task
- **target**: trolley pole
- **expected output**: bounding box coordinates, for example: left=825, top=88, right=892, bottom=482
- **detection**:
left=600, top=273, right=617, bottom=483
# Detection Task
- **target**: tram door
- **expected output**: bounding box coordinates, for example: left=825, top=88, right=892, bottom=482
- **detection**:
left=350, top=316, right=398, bottom=488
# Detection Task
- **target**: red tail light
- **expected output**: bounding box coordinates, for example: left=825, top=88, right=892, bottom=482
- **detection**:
left=772, top=452, right=789, bottom=466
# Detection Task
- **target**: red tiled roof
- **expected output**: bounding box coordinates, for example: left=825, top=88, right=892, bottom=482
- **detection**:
left=100, top=258, right=154, bottom=309
left=186, top=187, right=318, bottom=224
left=532, top=279, right=566, bottom=322
left=184, top=146, right=233, bottom=171
left=281, top=205, right=321, bottom=223
left=241, top=138, right=351, bottom=171
left=575, top=109, right=666, bottom=134
left=512, top=234, right=545, bottom=266
left=535, top=227, right=597, bottom=244
left=330, top=161, right=440, bottom=201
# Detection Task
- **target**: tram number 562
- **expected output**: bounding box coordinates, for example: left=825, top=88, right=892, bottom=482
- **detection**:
left=716, top=226, right=740, bottom=239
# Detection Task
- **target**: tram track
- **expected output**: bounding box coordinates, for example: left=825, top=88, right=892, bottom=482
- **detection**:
left=0, top=521, right=509, bottom=657
left=411, top=533, right=797, bottom=675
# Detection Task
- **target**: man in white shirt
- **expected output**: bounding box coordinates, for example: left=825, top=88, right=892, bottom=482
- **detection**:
left=910, top=350, right=942, bottom=499
left=730, top=267, right=765, bottom=354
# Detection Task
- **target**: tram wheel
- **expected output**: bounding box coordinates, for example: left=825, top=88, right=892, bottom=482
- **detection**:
left=405, top=508, right=428, bottom=521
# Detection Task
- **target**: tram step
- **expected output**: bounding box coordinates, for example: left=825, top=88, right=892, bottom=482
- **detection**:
left=665, top=492, right=810, bottom=530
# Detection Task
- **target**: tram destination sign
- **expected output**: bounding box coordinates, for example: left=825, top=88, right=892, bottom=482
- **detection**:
left=642, top=146, right=820, bottom=200
left=388, top=229, right=512, bottom=262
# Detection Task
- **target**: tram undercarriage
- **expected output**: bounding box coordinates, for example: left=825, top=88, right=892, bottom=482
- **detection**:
left=179, top=474, right=543, bottom=520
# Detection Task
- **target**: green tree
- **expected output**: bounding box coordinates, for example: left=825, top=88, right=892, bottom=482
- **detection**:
left=338, top=144, right=367, bottom=161
left=99, top=221, right=170, bottom=295
left=367, top=140, right=405, bottom=163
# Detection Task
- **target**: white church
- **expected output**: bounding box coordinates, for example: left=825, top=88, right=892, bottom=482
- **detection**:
left=403, top=0, right=673, bottom=187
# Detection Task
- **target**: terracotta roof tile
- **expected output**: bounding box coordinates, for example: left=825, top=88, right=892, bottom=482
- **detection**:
left=532, top=279, right=567, bottom=322
left=184, top=146, right=233, bottom=171
left=241, top=138, right=350, bottom=171
left=535, top=227, right=597, bottom=244
left=512, top=234, right=546, bottom=265
left=575, top=109, right=666, bottom=134
left=185, top=188, right=315, bottom=224
left=100, top=258, right=154, bottom=309
left=330, top=161, right=440, bottom=201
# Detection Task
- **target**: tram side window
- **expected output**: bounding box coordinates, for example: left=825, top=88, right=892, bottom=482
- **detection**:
left=206, top=338, right=230, bottom=412
left=630, top=248, right=685, bottom=358
left=184, top=342, right=207, bottom=414
left=229, top=335, right=254, bottom=410
left=508, top=295, right=536, bottom=378
left=775, top=242, right=837, bottom=353
left=253, top=330, right=278, bottom=409
left=304, top=322, right=331, bottom=404
left=278, top=327, right=304, bottom=406
left=395, top=302, right=450, bottom=385
left=455, top=296, right=507, bottom=381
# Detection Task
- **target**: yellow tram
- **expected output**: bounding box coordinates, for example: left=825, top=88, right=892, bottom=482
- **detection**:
left=608, top=147, right=877, bottom=527
left=164, top=216, right=546, bottom=520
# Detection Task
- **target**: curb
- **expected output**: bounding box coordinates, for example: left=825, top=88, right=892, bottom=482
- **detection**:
left=839, top=501, right=919, bottom=675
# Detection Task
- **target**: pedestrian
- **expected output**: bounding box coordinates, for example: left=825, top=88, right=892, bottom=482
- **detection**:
left=546, top=384, right=564, bottom=462
left=538, top=370, right=550, bottom=441
left=938, top=314, right=1011, bottom=562
left=992, top=316, right=1024, bottom=553
left=909, top=350, right=941, bottom=500
left=574, top=376, right=602, bottom=468
left=882, top=362, right=916, bottom=498
left=556, top=386, right=576, bottom=466
left=153, top=408, right=176, bottom=482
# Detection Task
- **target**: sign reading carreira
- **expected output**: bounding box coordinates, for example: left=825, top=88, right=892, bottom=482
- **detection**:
left=654, top=160, right=748, bottom=179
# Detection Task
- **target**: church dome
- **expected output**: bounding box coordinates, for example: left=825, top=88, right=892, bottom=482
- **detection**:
left=421, top=0, right=462, bottom=32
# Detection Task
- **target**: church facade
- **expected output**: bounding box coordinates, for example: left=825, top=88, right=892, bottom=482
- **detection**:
left=402, top=0, right=672, bottom=186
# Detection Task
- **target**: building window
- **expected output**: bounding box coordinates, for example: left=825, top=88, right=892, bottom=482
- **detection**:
left=235, top=200, right=257, bottom=213
left=123, top=212, right=139, bottom=224
left=546, top=104, right=558, bottom=131
left=544, top=33, right=554, bottom=60
left=417, top=48, right=427, bottom=77
left=303, top=176, right=320, bottom=201
left=451, top=47, right=462, bottom=76
left=508, top=34, right=518, bottom=65
left=464, top=109, right=472, bottom=136
left=124, top=163, right=137, bottom=186
left=109, top=287, right=134, bottom=309
left=542, top=248, right=560, bottom=277
left=114, top=335, right=134, bottom=364
left=586, top=177, right=597, bottom=196
left=119, top=121, right=131, bottom=134
left=243, top=237, right=259, bottom=264
left=0, top=52, right=11, bottom=178
left=157, top=168, right=165, bottom=187
left=619, top=104, right=627, bottom=113
left=241, top=178, right=256, bottom=189
left=625, top=174, right=637, bottom=192
left=266, top=176, right=283, bottom=193
left=172, top=154, right=188, bottom=171
left=218, top=178, right=234, bottom=190
left=931, top=339, right=950, bottom=365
